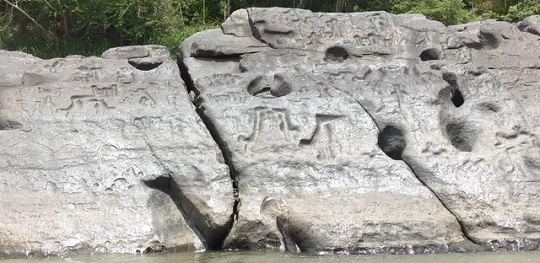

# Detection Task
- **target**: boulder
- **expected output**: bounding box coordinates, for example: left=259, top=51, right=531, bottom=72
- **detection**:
left=222, top=9, right=252, bottom=37
left=178, top=8, right=540, bottom=253
left=518, top=15, right=540, bottom=36
left=0, top=46, right=234, bottom=256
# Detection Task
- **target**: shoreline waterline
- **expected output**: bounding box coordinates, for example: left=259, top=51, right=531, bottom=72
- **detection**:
left=2, top=251, right=540, bottom=263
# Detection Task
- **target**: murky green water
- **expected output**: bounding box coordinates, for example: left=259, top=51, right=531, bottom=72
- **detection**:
left=2, top=251, right=540, bottom=263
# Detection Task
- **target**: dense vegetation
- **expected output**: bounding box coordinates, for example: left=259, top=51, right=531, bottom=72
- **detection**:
left=1, top=0, right=538, bottom=58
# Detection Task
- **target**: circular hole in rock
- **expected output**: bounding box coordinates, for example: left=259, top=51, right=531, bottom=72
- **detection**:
left=420, top=48, right=442, bottom=61
left=325, top=46, right=349, bottom=63
left=247, top=75, right=292, bottom=98
left=377, top=125, right=406, bottom=160
left=128, top=60, right=163, bottom=71
left=247, top=76, right=269, bottom=96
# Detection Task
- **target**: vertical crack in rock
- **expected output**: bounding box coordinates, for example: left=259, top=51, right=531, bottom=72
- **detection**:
left=247, top=9, right=271, bottom=47
left=139, top=140, right=209, bottom=249
left=401, top=161, right=481, bottom=247
left=177, top=59, right=240, bottom=250
left=329, top=85, right=381, bottom=132
left=330, top=85, right=481, bottom=248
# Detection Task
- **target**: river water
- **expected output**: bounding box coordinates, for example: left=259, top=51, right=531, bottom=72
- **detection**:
left=2, top=251, right=540, bottom=263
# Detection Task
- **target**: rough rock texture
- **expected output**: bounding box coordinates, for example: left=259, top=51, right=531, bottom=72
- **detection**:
left=1, top=8, right=539, bottom=257
left=0, top=46, right=234, bottom=256
left=179, top=8, right=540, bottom=253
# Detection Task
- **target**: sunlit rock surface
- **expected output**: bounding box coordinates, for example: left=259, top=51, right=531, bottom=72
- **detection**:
left=0, top=46, right=234, bottom=256
left=1, top=8, right=539, bottom=257
left=179, top=8, right=540, bottom=253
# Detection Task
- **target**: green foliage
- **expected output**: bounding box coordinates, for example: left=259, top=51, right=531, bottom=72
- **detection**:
left=504, top=0, right=540, bottom=22
left=392, top=0, right=474, bottom=25
left=0, top=0, right=220, bottom=58
left=2, top=35, right=114, bottom=59
left=0, top=0, right=539, bottom=58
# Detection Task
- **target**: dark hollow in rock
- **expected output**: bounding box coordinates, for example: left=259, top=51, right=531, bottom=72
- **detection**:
left=141, top=176, right=171, bottom=191
left=445, top=121, right=474, bottom=152
left=442, top=73, right=465, bottom=108
left=143, top=245, right=167, bottom=253
left=325, top=46, right=349, bottom=63
left=377, top=125, right=406, bottom=160
left=0, top=119, right=22, bottom=130
left=128, top=60, right=163, bottom=71
left=247, top=74, right=292, bottom=98
left=420, top=48, right=442, bottom=61
left=451, top=89, right=465, bottom=108
left=271, top=74, right=292, bottom=97
left=478, top=29, right=501, bottom=49
left=477, top=102, right=501, bottom=113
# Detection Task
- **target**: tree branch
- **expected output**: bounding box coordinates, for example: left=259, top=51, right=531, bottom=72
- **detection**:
left=2, top=0, right=57, bottom=38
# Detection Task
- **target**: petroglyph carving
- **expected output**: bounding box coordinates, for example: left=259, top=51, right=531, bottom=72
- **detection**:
left=58, top=95, right=115, bottom=118
left=206, top=91, right=247, bottom=103
left=92, top=84, right=118, bottom=98
left=238, top=107, right=299, bottom=145
left=120, top=88, right=156, bottom=107
left=299, top=114, right=346, bottom=160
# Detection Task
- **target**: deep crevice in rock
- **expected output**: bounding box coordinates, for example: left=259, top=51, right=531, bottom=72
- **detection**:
left=329, top=85, right=381, bottom=132
left=177, top=56, right=241, bottom=250
left=141, top=175, right=171, bottom=191
left=401, top=160, right=482, bottom=248
left=327, top=84, right=481, bottom=249
left=276, top=217, right=300, bottom=253
left=193, top=105, right=241, bottom=236
left=138, top=142, right=213, bottom=249
left=190, top=51, right=259, bottom=59
left=247, top=11, right=267, bottom=46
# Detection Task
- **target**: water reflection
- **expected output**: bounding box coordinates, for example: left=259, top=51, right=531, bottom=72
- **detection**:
left=2, top=251, right=540, bottom=263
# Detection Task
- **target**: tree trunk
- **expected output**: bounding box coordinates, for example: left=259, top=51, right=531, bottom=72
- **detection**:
left=2, top=0, right=57, bottom=38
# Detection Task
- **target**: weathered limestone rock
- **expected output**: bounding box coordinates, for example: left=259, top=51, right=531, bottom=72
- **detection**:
left=179, top=9, right=540, bottom=253
left=1, top=9, right=539, bottom=257
left=181, top=9, right=470, bottom=253
left=222, top=9, right=252, bottom=37
left=518, top=15, right=540, bottom=36
left=179, top=29, right=270, bottom=59
left=0, top=46, right=234, bottom=256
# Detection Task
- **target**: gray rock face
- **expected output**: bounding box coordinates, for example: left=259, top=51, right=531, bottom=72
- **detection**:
left=222, top=9, right=252, bottom=37
left=518, top=15, right=540, bottom=36
left=179, top=9, right=540, bottom=253
left=1, top=9, right=539, bottom=257
left=0, top=46, right=234, bottom=256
